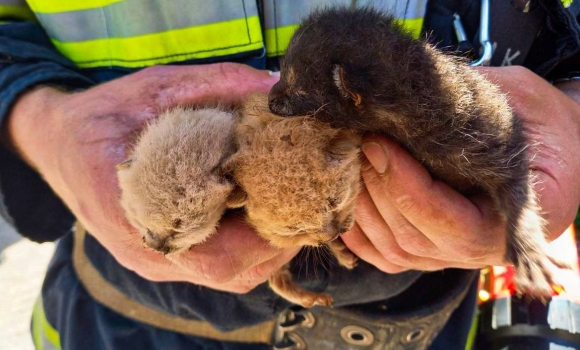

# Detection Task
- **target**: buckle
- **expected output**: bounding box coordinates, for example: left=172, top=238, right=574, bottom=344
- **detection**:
left=271, top=305, right=441, bottom=350
left=273, top=307, right=314, bottom=349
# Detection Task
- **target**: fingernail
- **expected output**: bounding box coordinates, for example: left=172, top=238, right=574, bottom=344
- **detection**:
left=362, top=142, right=388, bottom=174
left=268, top=70, right=281, bottom=77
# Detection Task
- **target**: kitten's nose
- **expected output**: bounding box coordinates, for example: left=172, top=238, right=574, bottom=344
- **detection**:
left=143, top=230, right=171, bottom=255
left=320, top=219, right=346, bottom=242
left=268, top=94, right=290, bottom=116
left=268, top=84, right=292, bottom=116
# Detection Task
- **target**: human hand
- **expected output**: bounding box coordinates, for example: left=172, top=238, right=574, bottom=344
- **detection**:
left=4, top=63, right=299, bottom=293
left=342, top=66, right=580, bottom=274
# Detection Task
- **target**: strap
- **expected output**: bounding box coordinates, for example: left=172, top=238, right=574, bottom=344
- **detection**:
left=272, top=270, right=477, bottom=349
left=71, top=222, right=276, bottom=344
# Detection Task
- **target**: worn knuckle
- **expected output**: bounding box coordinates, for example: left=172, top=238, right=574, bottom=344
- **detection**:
left=395, top=194, right=422, bottom=216
left=396, top=233, right=434, bottom=257
left=379, top=244, right=413, bottom=268
left=465, top=244, right=492, bottom=260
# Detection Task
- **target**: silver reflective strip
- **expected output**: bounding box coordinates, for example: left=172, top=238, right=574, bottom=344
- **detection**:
left=35, top=0, right=258, bottom=42
left=263, top=0, right=426, bottom=29
left=42, top=337, right=59, bottom=350
left=263, top=0, right=350, bottom=29
left=357, top=0, right=426, bottom=19
left=0, top=0, right=27, bottom=6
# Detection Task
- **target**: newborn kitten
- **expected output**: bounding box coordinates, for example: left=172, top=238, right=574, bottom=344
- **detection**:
left=117, top=97, right=361, bottom=307
left=231, top=93, right=361, bottom=307
left=268, top=7, right=566, bottom=296
left=117, top=107, right=240, bottom=255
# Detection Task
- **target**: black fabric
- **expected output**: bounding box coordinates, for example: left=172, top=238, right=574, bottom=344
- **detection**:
left=0, top=147, right=75, bottom=242
left=43, top=234, right=272, bottom=350
left=43, top=232, right=476, bottom=350
left=423, top=0, right=481, bottom=53
left=84, top=232, right=422, bottom=331
left=488, top=1, right=546, bottom=67
left=0, top=22, right=94, bottom=242
left=423, top=0, right=580, bottom=76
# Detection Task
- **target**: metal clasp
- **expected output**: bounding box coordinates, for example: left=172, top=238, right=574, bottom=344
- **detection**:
left=470, top=0, right=493, bottom=66
left=273, top=308, right=315, bottom=350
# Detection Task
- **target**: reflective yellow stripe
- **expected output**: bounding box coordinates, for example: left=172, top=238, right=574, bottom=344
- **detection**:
left=32, top=298, right=62, bottom=350
left=266, top=17, right=424, bottom=57
left=32, top=300, right=43, bottom=350
left=51, top=16, right=264, bottom=68
left=464, top=308, right=479, bottom=350
left=26, top=0, right=124, bottom=13
left=395, top=17, right=424, bottom=40
left=265, top=24, right=298, bottom=57
left=0, top=4, right=36, bottom=21
left=562, top=0, right=573, bottom=7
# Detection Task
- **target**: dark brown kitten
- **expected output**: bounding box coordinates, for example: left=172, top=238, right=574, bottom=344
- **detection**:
left=269, top=7, right=567, bottom=296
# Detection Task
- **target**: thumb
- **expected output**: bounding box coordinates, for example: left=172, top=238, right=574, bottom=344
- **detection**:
left=360, top=135, right=483, bottom=248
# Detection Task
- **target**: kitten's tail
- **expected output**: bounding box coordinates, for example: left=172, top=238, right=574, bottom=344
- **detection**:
left=499, top=174, right=566, bottom=297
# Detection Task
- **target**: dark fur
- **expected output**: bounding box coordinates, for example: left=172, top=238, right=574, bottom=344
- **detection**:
left=269, top=7, right=566, bottom=296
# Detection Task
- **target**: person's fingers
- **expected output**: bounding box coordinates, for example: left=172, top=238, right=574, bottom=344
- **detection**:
left=342, top=225, right=407, bottom=274
left=165, top=213, right=299, bottom=284
left=344, top=185, right=484, bottom=271
left=353, top=184, right=445, bottom=271
left=361, top=135, right=505, bottom=263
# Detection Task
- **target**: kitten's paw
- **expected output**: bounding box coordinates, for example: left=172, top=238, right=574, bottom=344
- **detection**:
left=336, top=251, right=358, bottom=270
left=513, top=250, right=568, bottom=298
left=327, top=238, right=358, bottom=270
left=269, top=268, right=334, bottom=308
left=301, top=293, right=334, bottom=308
left=282, top=290, right=334, bottom=308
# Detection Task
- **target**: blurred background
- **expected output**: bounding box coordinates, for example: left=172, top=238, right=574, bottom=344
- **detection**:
left=0, top=218, right=54, bottom=350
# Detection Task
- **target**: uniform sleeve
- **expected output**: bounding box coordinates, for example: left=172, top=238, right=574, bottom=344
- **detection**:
left=0, top=20, right=95, bottom=242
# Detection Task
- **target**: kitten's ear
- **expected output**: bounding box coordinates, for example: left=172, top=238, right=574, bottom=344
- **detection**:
left=332, top=65, right=363, bottom=108
left=116, top=158, right=134, bottom=171
left=326, top=130, right=362, bottom=164
left=226, top=186, right=248, bottom=208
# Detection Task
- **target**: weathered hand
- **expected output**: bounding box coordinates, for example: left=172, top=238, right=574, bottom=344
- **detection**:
left=342, top=66, right=580, bottom=274
left=5, top=63, right=298, bottom=293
